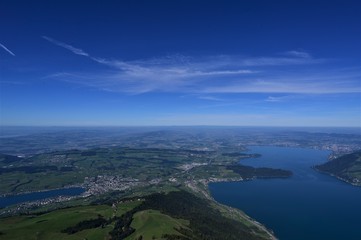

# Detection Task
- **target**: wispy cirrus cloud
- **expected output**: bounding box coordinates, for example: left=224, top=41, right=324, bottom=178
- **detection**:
left=0, top=43, right=15, bottom=56
left=283, top=50, right=311, bottom=58
left=266, top=96, right=285, bottom=102
left=202, top=76, right=360, bottom=94
left=264, top=95, right=306, bottom=103
left=42, top=36, right=259, bottom=93
left=43, top=36, right=89, bottom=57
left=197, top=95, right=225, bottom=101
left=43, top=36, right=361, bottom=95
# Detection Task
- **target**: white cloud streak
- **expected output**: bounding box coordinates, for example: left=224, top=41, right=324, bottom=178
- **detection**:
left=202, top=78, right=360, bottom=94
left=283, top=50, right=311, bottom=58
left=197, top=95, right=225, bottom=101
left=43, top=37, right=361, bottom=95
left=266, top=96, right=284, bottom=102
left=0, top=43, right=15, bottom=56
left=42, top=36, right=89, bottom=56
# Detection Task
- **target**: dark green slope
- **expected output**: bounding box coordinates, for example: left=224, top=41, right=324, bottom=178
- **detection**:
left=136, top=190, right=269, bottom=240
left=0, top=190, right=272, bottom=240
left=315, top=151, right=361, bottom=185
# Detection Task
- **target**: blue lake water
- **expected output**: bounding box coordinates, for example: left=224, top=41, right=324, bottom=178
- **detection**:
left=209, top=146, right=361, bottom=240
left=0, top=187, right=85, bottom=208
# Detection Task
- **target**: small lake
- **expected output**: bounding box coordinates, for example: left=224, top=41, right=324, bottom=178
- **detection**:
left=0, top=187, right=85, bottom=208
left=209, top=146, right=361, bottom=240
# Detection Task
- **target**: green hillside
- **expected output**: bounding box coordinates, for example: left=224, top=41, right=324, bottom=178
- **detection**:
left=315, top=151, right=361, bottom=185
left=0, top=201, right=140, bottom=240
left=0, top=190, right=272, bottom=240
left=127, top=210, right=189, bottom=240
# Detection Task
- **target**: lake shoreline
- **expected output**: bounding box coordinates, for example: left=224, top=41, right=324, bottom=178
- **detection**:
left=312, top=167, right=361, bottom=187
left=209, top=146, right=361, bottom=240
left=186, top=177, right=278, bottom=240
left=0, top=187, right=86, bottom=210
left=0, top=184, right=85, bottom=198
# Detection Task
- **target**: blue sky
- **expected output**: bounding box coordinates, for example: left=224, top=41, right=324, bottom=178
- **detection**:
left=1, top=0, right=360, bottom=127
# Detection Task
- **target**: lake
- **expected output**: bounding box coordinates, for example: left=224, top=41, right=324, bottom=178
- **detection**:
left=209, top=146, right=361, bottom=240
left=0, top=187, right=85, bottom=208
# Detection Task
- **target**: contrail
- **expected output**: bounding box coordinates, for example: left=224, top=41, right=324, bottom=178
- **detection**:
left=42, top=36, right=89, bottom=57
left=42, top=36, right=124, bottom=69
left=0, top=43, right=15, bottom=56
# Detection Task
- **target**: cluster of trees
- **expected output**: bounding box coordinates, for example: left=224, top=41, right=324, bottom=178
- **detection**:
left=0, top=165, right=58, bottom=174
left=109, top=211, right=136, bottom=239
left=59, top=166, right=74, bottom=171
left=81, top=151, right=98, bottom=156
left=0, top=165, right=76, bottom=174
left=61, top=210, right=137, bottom=239
left=0, top=154, right=21, bottom=164
left=227, top=164, right=292, bottom=179
left=90, top=193, right=137, bottom=206
left=61, top=215, right=108, bottom=234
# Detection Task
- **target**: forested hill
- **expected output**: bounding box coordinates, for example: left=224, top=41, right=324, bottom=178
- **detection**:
left=0, top=190, right=273, bottom=240
left=315, top=151, right=361, bottom=185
